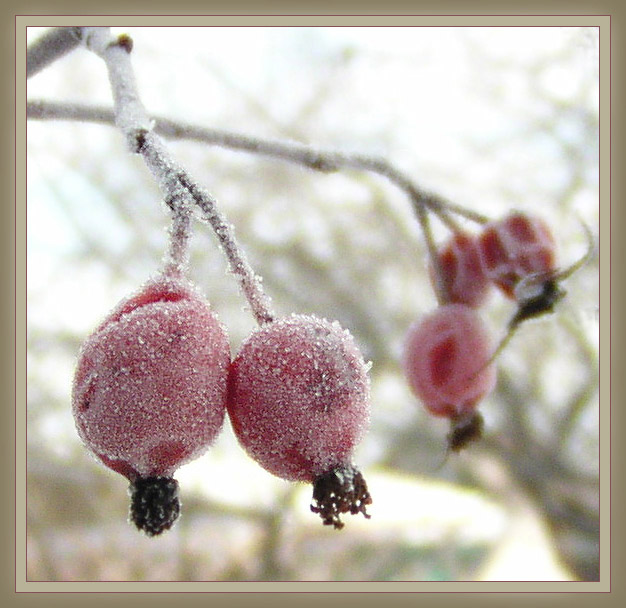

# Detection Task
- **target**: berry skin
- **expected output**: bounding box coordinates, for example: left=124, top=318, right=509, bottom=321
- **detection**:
left=227, top=314, right=372, bottom=529
left=478, top=211, right=557, bottom=299
left=432, top=231, right=491, bottom=308
left=403, top=304, right=496, bottom=451
left=72, top=273, right=231, bottom=536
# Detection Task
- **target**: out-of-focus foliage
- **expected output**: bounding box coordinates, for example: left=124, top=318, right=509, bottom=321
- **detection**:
left=26, top=26, right=599, bottom=582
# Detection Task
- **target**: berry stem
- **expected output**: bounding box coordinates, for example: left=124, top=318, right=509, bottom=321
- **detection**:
left=163, top=197, right=193, bottom=277
left=427, top=203, right=463, bottom=234
left=552, top=219, right=595, bottom=282
left=414, top=203, right=449, bottom=305
left=176, top=170, right=276, bottom=324
left=78, top=27, right=276, bottom=326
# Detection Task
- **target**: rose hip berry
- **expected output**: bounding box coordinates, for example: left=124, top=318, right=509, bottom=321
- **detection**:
left=432, top=231, right=491, bottom=308
left=72, top=273, right=231, bottom=536
left=478, top=211, right=557, bottom=299
left=403, top=304, right=497, bottom=451
left=227, top=314, right=372, bottom=529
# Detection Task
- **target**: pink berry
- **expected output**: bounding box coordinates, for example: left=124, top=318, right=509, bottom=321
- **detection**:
left=227, top=314, right=372, bottom=529
left=478, top=211, right=557, bottom=299
left=403, top=304, right=496, bottom=450
left=432, top=231, right=491, bottom=307
left=72, top=273, right=230, bottom=535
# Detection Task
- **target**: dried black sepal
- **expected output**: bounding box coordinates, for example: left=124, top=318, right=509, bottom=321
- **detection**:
left=509, top=277, right=566, bottom=330
left=447, top=411, right=484, bottom=452
left=129, top=476, right=180, bottom=537
left=310, top=464, right=372, bottom=530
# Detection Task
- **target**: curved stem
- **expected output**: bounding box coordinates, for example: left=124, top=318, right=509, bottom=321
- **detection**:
left=162, top=197, right=192, bottom=277
left=414, top=203, right=448, bottom=305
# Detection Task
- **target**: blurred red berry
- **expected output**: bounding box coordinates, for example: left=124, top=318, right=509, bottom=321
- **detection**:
left=72, top=273, right=231, bottom=535
left=403, top=304, right=496, bottom=449
left=227, top=314, right=372, bottom=529
left=432, top=231, right=491, bottom=307
left=478, top=211, right=557, bottom=299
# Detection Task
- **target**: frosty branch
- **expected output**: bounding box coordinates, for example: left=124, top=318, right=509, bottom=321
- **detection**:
left=27, top=27, right=590, bottom=353
left=27, top=26, right=491, bottom=307
left=26, top=27, right=81, bottom=79
left=27, top=93, right=485, bottom=304
left=27, top=99, right=490, bottom=230
left=71, top=27, right=276, bottom=326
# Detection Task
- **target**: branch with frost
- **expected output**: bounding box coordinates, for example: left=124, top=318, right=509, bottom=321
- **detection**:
left=27, top=27, right=82, bottom=79
left=73, top=27, right=275, bottom=326
left=27, top=27, right=489, bottom=311
left=26, top=99, right=490, bottom=228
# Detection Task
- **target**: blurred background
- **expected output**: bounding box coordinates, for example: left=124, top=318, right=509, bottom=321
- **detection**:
left=26, top=26, right=600, bottom=582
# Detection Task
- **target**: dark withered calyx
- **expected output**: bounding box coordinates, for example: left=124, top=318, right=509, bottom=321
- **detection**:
left=447, top=411, right=484, bottom=452
left=509, top=278, right=566, bottom=330
left=129, top=476, right=180, bottom=536
left=310, top=464, right=372, bottom=530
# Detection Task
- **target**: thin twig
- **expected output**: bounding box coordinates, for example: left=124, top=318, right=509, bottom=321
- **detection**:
left=414, top=201, right=448, bottom=305
left=27, top=98, right=491, bottom=227
left=162, top=196, right=193, bottom=277
left=427, top=203, right=464, bottom=234
left=27, top=27, right=81, bottom=79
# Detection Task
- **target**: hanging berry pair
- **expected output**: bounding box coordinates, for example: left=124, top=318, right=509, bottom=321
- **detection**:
left=73, top=290, right=373, bottom=534
left=72, top=189, right=374, bottom=534
left=404, top=211, right=497, bottom=454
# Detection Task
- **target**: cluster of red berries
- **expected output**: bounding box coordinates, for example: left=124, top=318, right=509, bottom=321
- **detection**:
left=72, top=270, right=372, bottom=536
left=403, top=210, right=575, bottom=453
left=71, top=207, right=584, bottom=537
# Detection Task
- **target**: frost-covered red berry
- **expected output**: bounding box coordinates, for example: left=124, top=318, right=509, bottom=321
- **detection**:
left=72, top=273, right=230, bottom=536
left=432, top=231, right=491, bottom=308
left=227, top=314, right=372, bottom=529
left=478, top=211, right=557, bottom=299
left=403, top=304, right=496, bottom=451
